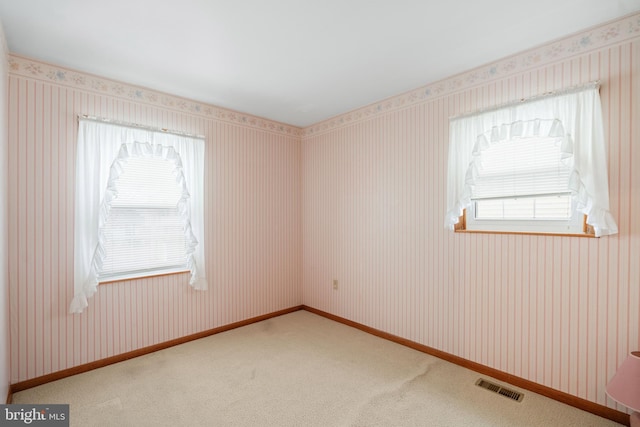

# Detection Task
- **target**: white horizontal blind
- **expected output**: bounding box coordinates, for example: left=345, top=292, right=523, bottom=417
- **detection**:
left=472, top=136, right=571, bottom=200
left=471, top=135, right=575, bottom=223
left=100, top=156, right=187, bottom=279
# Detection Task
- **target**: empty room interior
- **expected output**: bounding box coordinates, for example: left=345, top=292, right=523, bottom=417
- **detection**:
left=0, top=1, right=640, bottom=426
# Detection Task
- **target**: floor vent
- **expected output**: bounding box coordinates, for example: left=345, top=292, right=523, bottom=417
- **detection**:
left=475, top=378, right=524, bottom=402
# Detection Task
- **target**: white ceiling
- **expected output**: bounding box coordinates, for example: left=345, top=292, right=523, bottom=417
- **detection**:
left=0, top=0, right=639, bottom=127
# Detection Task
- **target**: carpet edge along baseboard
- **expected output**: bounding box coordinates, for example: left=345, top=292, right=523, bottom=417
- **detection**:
left=9, top=305, right=304, bottom=395
left=7, top=304, right=630, bottom=427
left=301, top=305, right=630, bottom=427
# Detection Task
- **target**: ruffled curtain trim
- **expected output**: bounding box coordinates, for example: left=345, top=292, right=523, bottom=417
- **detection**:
left=444, top=118, right=617, bottom=237
left=75, top=141, right=204, bottom=310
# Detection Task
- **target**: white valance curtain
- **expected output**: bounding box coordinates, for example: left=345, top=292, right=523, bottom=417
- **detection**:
left=71, top=118, right=207, bottom=314
left=445, top=83, right=618, bottom=237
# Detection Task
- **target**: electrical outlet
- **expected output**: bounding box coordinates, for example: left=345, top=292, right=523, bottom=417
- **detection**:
left=333, top=279, right=338, bottom=290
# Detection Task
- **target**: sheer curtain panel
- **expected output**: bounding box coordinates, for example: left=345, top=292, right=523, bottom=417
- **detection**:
left=71, top=118, right=207, bottom=314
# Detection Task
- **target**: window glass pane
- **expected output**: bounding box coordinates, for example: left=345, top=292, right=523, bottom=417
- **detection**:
left=474, top=199, right=504, bottom=218
left=534, top=195, right=572, bottom=219
left=475, top=194, right=572, bottom=220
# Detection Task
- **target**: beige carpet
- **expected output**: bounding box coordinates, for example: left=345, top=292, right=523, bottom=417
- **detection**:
left=13, top=311, right=622, bottom=426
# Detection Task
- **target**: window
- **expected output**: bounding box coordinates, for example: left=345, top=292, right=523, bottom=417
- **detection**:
left=100, top=155, right=190, bottom=281
left=71, top=118, right=207, bottom=314
left=445, top=83, right=617, bottom=237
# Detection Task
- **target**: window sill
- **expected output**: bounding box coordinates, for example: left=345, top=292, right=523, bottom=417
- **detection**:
left=453, top=210, right=596, bottom=238
left=454, top=229, right=596, bottom=238
left=99, top=269, right=190, bottom=285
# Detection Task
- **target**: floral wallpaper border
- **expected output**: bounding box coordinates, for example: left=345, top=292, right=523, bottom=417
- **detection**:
left=303, top=12, right=640, bottom=137
left=7, top=54, right=303, bottom=138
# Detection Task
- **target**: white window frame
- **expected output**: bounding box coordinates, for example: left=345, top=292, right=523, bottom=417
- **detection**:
left=466, top=195, right=585, bottom=234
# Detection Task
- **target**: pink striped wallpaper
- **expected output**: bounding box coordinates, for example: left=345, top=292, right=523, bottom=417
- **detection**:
left=7, top=57, right=302, bottom=383
left=1, top=27, right=10, bottom=400
left=301, top=22, right=640, bottom=412
left=5, top=11, right=640, bottom=417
